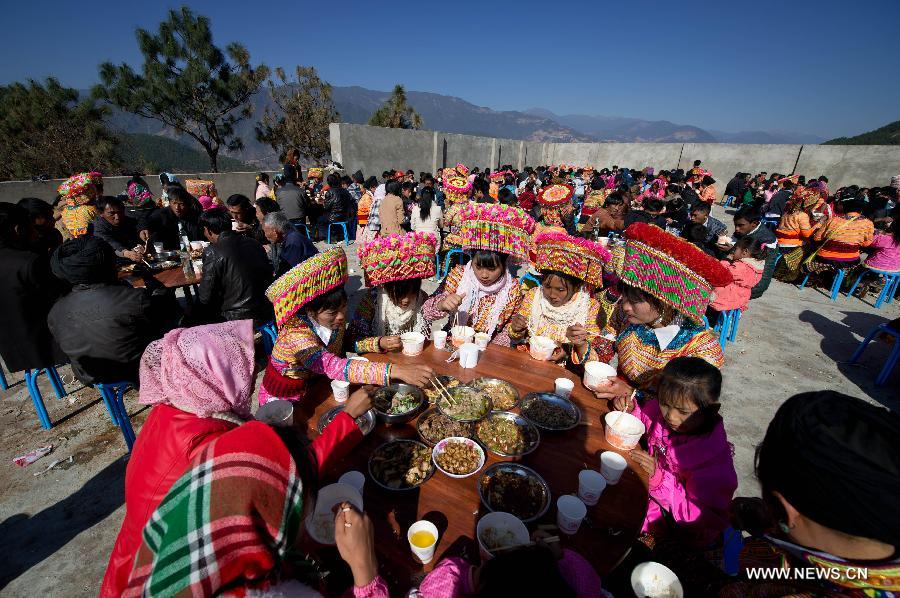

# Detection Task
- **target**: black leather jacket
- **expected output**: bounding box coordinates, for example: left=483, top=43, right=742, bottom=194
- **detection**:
left=197, top=232, right=274, bottom=325
left=324, top=188, right=352, bottom=222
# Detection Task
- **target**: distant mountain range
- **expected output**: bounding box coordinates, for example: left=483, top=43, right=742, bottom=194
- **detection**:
left=99, top=84, right=828, bottom=169
left=824, top=120, right=900, bottom=145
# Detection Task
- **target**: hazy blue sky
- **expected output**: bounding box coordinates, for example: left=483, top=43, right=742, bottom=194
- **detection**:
left=3, top=0, right=898, bottom=137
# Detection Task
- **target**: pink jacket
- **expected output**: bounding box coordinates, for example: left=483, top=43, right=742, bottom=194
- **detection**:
left=633, top=399, right=737, bottom=548
left=710, top=258, right=764, bottom=312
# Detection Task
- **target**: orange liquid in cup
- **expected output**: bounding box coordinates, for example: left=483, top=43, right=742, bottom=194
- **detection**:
left=410, top=530, right=435, bottom=548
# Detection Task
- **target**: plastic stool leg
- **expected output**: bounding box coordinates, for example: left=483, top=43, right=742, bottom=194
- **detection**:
left=830, top=269, right=845, bottom=301
left=845, top=270, right=866, bottom=299
left=341, top=223, right=349, bottom=246
left=799, top=272, right=811, bottom=289
left=97, top=386, right=120, bottom=426
left=24, top=370, right=52, bottom=429
left=849, top=324, right=885, bottom=363
left=45, top=367, right=67, bottom=399
left=876, top=344, right=900, bottom=387
left=728, top=310, right=741, bottom=343
left=0, top=367, right=7, bottom=391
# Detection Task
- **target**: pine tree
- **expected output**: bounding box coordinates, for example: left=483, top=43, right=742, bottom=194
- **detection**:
left=368, top=85, right=423, bottom=129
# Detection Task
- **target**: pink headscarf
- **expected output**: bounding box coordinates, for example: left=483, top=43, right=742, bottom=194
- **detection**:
left=139, top=320, right=255, bottom=419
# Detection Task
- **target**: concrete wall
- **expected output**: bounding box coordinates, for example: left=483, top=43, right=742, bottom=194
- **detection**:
left=793, top=145, right=900, bottom=191
left=330, top=123, right=435, bottom=177
left=678, top=143, right=802, bottom=185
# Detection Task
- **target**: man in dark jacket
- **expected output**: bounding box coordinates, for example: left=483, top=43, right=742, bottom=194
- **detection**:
left=47, top=237, right=167, bottom=385
left=276, top=164, right=309, bottom=224
left=225, top=194, right=266, bottom=245
left=196, top=209, right=274, bottom=326
left=93, top=196, right=145, bottom=263
left=689, top=202, right=728, bottom=243
left=0, top=204, right=66, bottom=374
left=766, top=181, right=794, bottom=217
left=263, top=211, right=317, bottom=277
left=140, top=187, right=204, bottom=250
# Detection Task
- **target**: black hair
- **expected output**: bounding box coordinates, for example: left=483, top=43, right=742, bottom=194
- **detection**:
left=226, top=194, right=253, bottom=210
left=733, top=236, right=767, bottom=260
left=818, top=175, right=829, bottom=183
left=364, top=176, right=378, bottom=190
left=340, top=175, right=352, bottom=186
left=782, top=180, right=794, bottom=190
left=540, top=270, right=583, bottom=293
left=693, top=160, right=702, bottom=167
left=605, top=191, right=626, bottom=206
left=617, top=281, right=675, bottom=325
left=0, top=203, right=28, bottom=245
left=17, top=197, right=54, bottom=221
left=383, top=278, right=422, bottom=306
left=96, top=195, right=124, bottom=212
left=256, top=172, right=270, bottom=185
left=401, top=181, right=416, bottom=195
left=167, top=186, right=194, bottom=206
left=683, top=222, right=709, bottom=245
left=477, top=544, right=576, bottom=597
left=326, top=173, right=340, bottom=188
left=382, top=170, right=391, bottom=179
left=644, top=199, right=665, bottom=213
left=690, top=202, right=712, bottom=215
left=385, top=180, right=402, bottom=196
left=701, top=175, right=716, bottom=186
left=198, top=208, right=232, bottom=235
left=840, top=199, right=863, bottom=214
left=406, top=169, right=414, bottom=175
left=304, top=286, right=348, bottom=314
left=590, top=177, right=605, bottom=191
left=734, top=206, right=760, bottom=224
left=471, top=250, right=508, bottom=271
left=419, top=187, right=435, bottom=220
left=283, top=164, right=298, bottom=184
left=255, top=197, right=281, bottom=216
left=473, top=179, right=490, bottom=197
left=656, top=356, right=723, bottom=432
left=497, top=187, right=515, bottom=206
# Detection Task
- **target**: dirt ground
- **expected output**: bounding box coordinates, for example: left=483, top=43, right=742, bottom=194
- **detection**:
left=1, top=205, right=897, bottom=596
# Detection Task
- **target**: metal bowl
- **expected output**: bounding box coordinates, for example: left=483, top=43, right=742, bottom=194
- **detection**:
left=475, top=411, right=540, bottom=459
left=469, top=377, right=520, bottom=411
left=317, top=406, right=376, bottom=436
left=478, top=462, right=551, bottom=523
left=368, top=439, right=435, bottom=491
left=519, top=392, right=581, bottom=431
left=416, top=407, right=474, bottom=446
left=372, top=384, right=426, bottom=425
left=436, top=386, right=492, bottom=423
left=422, top=375, right=462, bottom=406
left=152, top=260, right=180, bottom=270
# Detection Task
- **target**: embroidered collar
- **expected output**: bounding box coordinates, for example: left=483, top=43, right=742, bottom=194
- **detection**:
left=620, top=320, right=705, bottom=352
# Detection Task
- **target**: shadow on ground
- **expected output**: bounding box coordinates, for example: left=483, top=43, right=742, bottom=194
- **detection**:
left=799, top=309, right=899, bottom=411
left=0, top=457, right=126, bottom=590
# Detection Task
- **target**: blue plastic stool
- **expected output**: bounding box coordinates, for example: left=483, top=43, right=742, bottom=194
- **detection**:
left=850, top=323, right=900, bottom=387
left=256, top=321, right=278, bottom=356
left=520, top=272, right=542, bottom=288
left=721, top=195, right=735, bottom=208
left=440, top=249, right=469, bottom=279
left=96, top=382, right=137, bottom=450
left=327, top=221, right=350, bottom=246
left=799, top=267, right=845, bottom=301
left=712, top=310, right=731, bottom=346
left=23, top=367, right=67, bottom=430
left=845, top=267, right=900, bottom=309
left=0, top=366, right=7, bottom=391
left=292, top=222, right=311, bottom=238
left=726, top=309, right=742, bottom=343
left=761, top=217, right=779, bottom=231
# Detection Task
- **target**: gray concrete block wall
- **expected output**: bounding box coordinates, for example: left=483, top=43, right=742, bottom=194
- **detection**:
left=793, top=145, right=899, bottom=191
left=330, top=123, right=434, bottom=177
left=678, top=144, right=803, bottom=188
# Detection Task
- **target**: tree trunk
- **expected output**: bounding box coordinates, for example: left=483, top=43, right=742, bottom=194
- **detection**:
left=203, top=144, right=219, bottom=173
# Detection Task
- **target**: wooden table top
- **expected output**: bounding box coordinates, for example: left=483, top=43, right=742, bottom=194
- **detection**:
left=296, top=344, right=649, bottom=592
left=118, top=265, right=201, bottom=289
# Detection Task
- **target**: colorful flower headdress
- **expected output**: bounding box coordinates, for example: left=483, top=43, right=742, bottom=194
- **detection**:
left=537, top=184, right=574, bottom=207
left=533, top=232, right=611, bottom=289
left=443, top=175, right=473, bottom=204
left=266, top=248, right=348, bottom=327
left=460, top=203, right=536, bottom=263
left=620, top=223, right=732, bottom=322
left=186, top=179, right=218, bottom=198
left=58, top=172, right=102, bottom=204
left=307, top=167, right=324, bottom=179
left=358, top=232, right=437, bottom=287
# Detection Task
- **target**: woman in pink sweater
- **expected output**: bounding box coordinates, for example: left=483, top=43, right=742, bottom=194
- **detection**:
left=709, top=237, right=765, bottom=314
left=613, top=356, right=737, bottom=549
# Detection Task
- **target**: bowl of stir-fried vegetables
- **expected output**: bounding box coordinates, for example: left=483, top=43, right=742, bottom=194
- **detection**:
left=476, top=411, right=540, bottom=459
left=372, top=384, right=426, bottom=424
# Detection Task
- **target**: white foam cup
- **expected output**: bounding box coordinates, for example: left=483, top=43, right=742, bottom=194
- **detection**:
left=556, top=495, right=587, bottom=535
left=600, top=451, right=628, bottom=485
left=331, top=380, right=350, bottom=402
left=432, top=330, right=448, bottom=350
left=577, top=469, right=607, bottom=506
left=407, top=520, right=440, bottom=564
left=554, top=378, right=574, bottom=398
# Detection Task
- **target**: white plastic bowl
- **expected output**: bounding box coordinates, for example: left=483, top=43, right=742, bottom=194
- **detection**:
left=529, top=335, right=556, bottom=360
left=400, top=332, right=426, bottom=356
left=476, top=511, right=530, bottom=560
left=584, top=361, right=617, bottom=390
left=432, top=436, right=485, bottom=479
left=305, top=482, right=364, bottom=545
left=604, top=411, right=646, bottom=450
left=631, top=561, right=684, bottom=597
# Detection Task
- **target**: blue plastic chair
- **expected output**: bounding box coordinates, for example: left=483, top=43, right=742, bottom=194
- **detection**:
left=799, top=267, right=845, bottom=301
left=95, top=382, right=137, bottom=450
left=440, top=249, right=469, bottom=279
left=761, top=217, right=779, bottom=231
left=23, top=366, right=68, bottom=430
left=520, top=272, right=542, bottom=288
left=327, top=221, right=350, bottom=246
left=845, top=267, right=900, bottom=309
left=256, top=321, right=278, bottom=356
left=850, top=323, right=900, bottom=387
left=292, top=222, right=311, bottom=238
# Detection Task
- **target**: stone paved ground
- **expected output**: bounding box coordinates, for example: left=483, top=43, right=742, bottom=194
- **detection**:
left=0, top=205, right=897, bottom=596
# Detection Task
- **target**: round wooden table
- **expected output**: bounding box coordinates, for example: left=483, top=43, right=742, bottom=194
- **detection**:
left=296, top=343, right=649, bottom=592
left=118, top=265, right=201, bottom=302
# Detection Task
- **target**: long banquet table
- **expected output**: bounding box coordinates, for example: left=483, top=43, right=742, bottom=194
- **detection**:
left=296, top=343, right=649, bottom=593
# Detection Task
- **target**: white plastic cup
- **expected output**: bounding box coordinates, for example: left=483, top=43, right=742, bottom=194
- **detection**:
left=556, top=495, right=587, bottom=535
left=407, top=520, right=439, bottom=564
left=554, top=378, right=574, bottom=398
left=338, top=470, right=365, bottom=494
left=432, top=330, right=448, bottom=350
left=604, top=411, right=646, bottom=450
left=578, top=469, right=607, bottom=506
left=400, top=332, right=426, bottom=356
left=153, top=242, right=164, bottom=254
left=459, top=342, right=480, bottom=368
left=192, top=260, right=203, bottom=275
left=189, top=241, right=203, bottom=251
left=255, top=399, right=294, bottom=427
left=600, top=451, right=628, bottom=485
left=474, top=332, right=490, bottom=350
left=584, top=362, right=617, bottom=390
left=331, top=380, right=350, bottom=402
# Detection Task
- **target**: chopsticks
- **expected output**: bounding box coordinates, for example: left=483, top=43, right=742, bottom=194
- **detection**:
left=431, top=376, right=456, bottom=406
left=491, top=536, right=560, bottom=554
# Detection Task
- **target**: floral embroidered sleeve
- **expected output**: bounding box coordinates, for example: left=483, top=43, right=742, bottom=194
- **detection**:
left=348, top=289, right=383, bottom=354
left=506, top=286, right=536, bottom=342
left=422, top=264, right=463, bottom=323
left=570, top=296, right=614, bottom=364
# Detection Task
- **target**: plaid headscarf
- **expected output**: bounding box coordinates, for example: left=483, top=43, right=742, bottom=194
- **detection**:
left=123, top=422, right=304, bottom=597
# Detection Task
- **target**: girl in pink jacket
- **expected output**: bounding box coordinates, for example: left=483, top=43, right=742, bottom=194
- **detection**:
left=709, top=237, right=765, bottom=313
left=614, top=356, right=737, bottom=548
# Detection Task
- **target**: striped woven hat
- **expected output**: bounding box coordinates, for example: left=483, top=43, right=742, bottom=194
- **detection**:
left=460, top=203, right=536, bottom=263
left=358, top=232, right=437, bottom=287
left=620, top=223, right=732, bottom=322
left=266, top=248, right=348, bottom=326
left=533, top=232, right=611, bottom=289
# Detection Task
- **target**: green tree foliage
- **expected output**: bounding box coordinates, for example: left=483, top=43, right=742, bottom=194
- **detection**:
left=823, top=121, right=900, bottom=145
left=368, top=85, right=423, bottom=129
left=94, top=7, right=269, bottom=172
left=116, top=133, right=251, bottom=173
left=255, top=66, right=338, bottom=163
left=0, top=78, right=119, bottom=181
